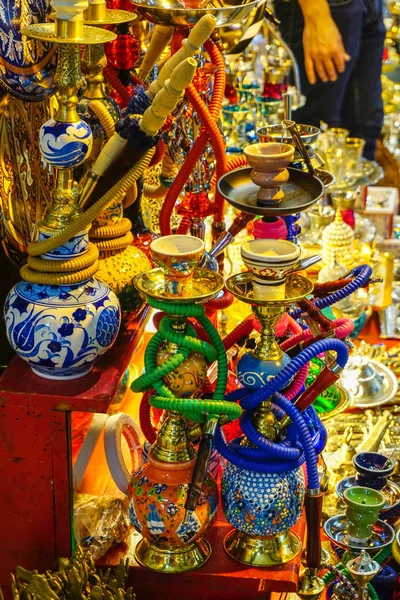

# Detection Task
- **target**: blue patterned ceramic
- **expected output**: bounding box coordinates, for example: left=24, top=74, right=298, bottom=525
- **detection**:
left=4, top=277, right=121, bottom=379
left=77, top=96, right=120, bottom=139
left=221, top=460, right=305, bottom=536
left=38, top=229, right=89, bottom=260
left=236, top=351, right=291, bottom=390
left=353, top=452, right=396, bottom=491
left=39, top=119, right=93, bottom=168
left=0, top=0, right=57, bottom=101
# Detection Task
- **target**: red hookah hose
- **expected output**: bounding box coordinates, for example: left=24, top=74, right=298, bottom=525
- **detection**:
left=210, top=154, right=248, bottom=187
left=159, top=39, right=226, bottom=235
left=149, top=138, right=166, bottom=167
left=139, top=390, right=158, bottom=444
left=204, top=289, right=234, bottom=312
left=104, top=63, right=131, bottom=106
left=285, top=365, right=309, bottom=400
left=176, top=216, right=191, bottom=234
left=280, top=318, right=354, bottom=352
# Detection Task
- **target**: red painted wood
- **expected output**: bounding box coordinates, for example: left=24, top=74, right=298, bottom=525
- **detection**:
left=0, top=307, right=150, bottom=598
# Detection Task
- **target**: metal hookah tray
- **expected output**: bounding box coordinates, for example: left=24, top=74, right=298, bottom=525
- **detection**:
left=217, top=166, right=324, bottom=216
left=130, top=0, right=261, bottom=27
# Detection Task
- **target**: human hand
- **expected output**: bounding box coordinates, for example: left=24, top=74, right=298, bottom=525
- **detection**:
left=302, top=13, right=351, bottom=84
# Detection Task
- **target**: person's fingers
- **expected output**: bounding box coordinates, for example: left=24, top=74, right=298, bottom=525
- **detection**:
left=305, top=55, right=316, bottom=85
left=344, top=53, right=351, bottom=61
left=322, top=57, right=338, bottom=81
left=332, top=50, right=345, bottom=74
left=314, top=58, right=329, bottom=83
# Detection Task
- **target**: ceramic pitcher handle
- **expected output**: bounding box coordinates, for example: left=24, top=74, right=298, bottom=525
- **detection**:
left=149, top=14, right=216, bottom=96
left=305, top=493, right=323, bottom=569
left=138, top=25, right=174, bottom=82
left=104, top=413, right=143, bottom=494
left=140, top=57, right=197, bottom=137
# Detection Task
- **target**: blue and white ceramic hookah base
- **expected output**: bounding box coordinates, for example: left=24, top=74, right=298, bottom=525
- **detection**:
left=4, top=278, right=121, bottom=380
left=38, top=229, right=89, bottom=260
left=221, top=462, right=305, bottom=536
left=236, top=351, right=291, bottom=390
left=39, top=119, right=93, bottom=168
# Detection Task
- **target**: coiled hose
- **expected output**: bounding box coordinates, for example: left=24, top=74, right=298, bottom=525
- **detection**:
left=290, top=265, right=372, bottom=318
left=131, top=297, right=242, bottom=424
left=89, top=100, right=116, bottom=139
left=215, top=391, right=319, bottom=489
left=227, top=338, right=349, bottom=411
left=159, top=38, right=226, bottom=235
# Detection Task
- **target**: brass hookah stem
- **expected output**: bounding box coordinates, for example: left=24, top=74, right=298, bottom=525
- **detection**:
left=42, top=44, right=83, bottom=231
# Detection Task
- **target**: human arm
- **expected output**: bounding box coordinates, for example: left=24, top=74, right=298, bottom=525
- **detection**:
left=297, top=0, right=351, bottom=84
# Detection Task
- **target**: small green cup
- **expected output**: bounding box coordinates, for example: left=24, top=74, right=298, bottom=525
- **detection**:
left=343, top=486, right=386, bottom=543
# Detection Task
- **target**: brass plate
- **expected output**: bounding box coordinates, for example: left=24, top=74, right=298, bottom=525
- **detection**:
left=226, top=272, right=313, bottom=307
left=83, top=9, right=137, bottom=25
left=134, top=267, right=225, bottom=304
left=217, top=166, right=324, bottom=217
left=324, top=515, right=395, bottom=552
left=21, top=23, right=116, bottom=45
left=130, top=0, right=262, bottom=28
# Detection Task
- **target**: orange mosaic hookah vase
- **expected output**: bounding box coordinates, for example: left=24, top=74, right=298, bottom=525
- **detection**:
left=128, top=234, right=241, bottom=572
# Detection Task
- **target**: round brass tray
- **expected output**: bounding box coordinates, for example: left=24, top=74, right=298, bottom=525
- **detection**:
left=130, top=0, right=263, bottom=27
left=134, top=267, right=225, bottom=304
left=226, top=272, right=313, bottom=307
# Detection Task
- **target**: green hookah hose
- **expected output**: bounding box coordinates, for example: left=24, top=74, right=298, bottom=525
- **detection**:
left=132, top=297, right=242, bottom=423
left=321, top=545, right=391, bottom=599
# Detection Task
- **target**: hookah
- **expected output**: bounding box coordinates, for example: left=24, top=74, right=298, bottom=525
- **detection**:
left=129, top=234, right=242, bottom=572
left=207, top=138, right=379, bottom=596
left=129, top=0, right=262, bottom=243
left=76, top=0, right=154, bottom=309
left=3, top=0, right=198, bottom=378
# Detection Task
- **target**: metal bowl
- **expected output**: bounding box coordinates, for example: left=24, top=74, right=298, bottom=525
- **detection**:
left=225, top=272, right=313, bottom=307
left=257, top=123, right=321, bottom=146
left=130, top=0, right=262, bottom=27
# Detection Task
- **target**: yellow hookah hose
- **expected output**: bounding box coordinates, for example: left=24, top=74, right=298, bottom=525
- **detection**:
left=21, top=261, right=100, bottom=285
left=92, top=232, right=133, bottom=251
left=27, top=243, right=99, bottom=272
left=392, top=538, right=400, bottom=564
left=27, top=147, right=154, bottom=258
left=89, top=100, right=116, bottom=140
left=91, top=217, right=132, bottom=239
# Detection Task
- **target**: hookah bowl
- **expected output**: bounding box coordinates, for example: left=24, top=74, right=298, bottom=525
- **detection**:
left=244, top=142, right=295, bottom=206
left=128, top=235, right=225, bottom=572
left=221, top=249, right=314, bottom=566
left=336, top=451, right=400, bottom=520
left=343, top=487, right=386, bottom=545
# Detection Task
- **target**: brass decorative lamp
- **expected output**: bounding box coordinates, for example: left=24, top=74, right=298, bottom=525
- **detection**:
left=127, top=235, right=239, bottom=572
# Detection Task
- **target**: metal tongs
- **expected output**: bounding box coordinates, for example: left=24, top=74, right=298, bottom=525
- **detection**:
left=281, top=119, right=317, bottom=176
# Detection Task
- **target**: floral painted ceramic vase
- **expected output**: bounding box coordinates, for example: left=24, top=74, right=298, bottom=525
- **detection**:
left=4, top=274, right=120, bottom=380
left=127, top=451, right=218, bottom=572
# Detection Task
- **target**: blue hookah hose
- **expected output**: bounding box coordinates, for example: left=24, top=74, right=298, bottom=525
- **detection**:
left=215, top=392, right=319, bottom=488
left=290, top=264, right=372, bottom=319
left=227, top=337, right=349, bottom=410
